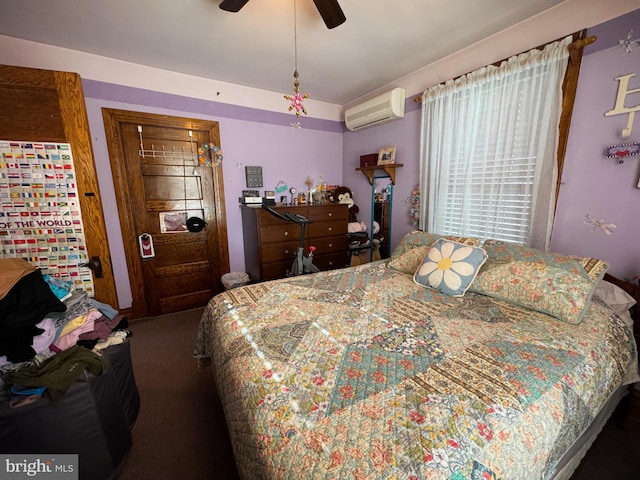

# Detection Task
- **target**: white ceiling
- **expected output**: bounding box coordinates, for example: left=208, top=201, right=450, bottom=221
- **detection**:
left=0, top=0, right=572, bottom=105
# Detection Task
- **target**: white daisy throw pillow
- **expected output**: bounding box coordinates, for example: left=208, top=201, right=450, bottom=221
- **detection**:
left=413, top=239, right=487, bottom=296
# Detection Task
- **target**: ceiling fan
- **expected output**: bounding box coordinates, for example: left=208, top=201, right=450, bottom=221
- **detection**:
left=219, top=0, right=346, bottom=29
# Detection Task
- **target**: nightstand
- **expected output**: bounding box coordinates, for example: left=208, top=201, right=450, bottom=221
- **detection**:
left=601, top=274, right=640, bottom=435
left=623, top=384, right=640, bottom=435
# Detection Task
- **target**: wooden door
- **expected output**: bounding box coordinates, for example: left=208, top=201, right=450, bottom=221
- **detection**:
left=102, top=109, right=229, bottom=318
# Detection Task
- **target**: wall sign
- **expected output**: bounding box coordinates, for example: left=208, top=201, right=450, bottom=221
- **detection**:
left=245, top=166, right=263, bottom=188
left=605, top=73, right=640, bottom=137
left=0, top=140, right=94, bottom=295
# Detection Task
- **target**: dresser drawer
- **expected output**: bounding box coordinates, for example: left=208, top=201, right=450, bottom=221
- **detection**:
left=308, top=204, right=347, bottom=222
left=261, top=240, right=303, bottom=264
left=309, top=219, right=346, bottom=238
left=315, top=252, right=348, bottom=271
left=311, top=235, right=348, bottom=255
left=260, top=224, right=305, bottom=243
left=258, top=206, right=309, bottom=225
left=262, top=260, right=294, bottom=281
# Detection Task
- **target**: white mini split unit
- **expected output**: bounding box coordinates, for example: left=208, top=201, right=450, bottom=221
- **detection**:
left=345, top=87, right=406, bottom=131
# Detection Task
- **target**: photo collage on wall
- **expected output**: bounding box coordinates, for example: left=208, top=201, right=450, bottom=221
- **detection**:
left=0, top=141, right=94, bottom=295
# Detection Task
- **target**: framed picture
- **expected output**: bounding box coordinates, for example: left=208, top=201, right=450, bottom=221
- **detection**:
left=245, top=166, right=263, bottom=188
left=378, top=146, right=396, bottom=165
left=159, top=212, right=187, bottom=233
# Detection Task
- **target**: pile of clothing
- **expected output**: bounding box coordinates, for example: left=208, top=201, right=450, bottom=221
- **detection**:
left=0, top=258, right=130, bottom=403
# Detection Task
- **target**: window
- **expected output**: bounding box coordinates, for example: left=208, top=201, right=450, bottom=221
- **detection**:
left=419, top=36, right=572, bottom=249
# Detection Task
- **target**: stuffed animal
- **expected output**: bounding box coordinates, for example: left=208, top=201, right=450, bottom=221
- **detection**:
left=331, top=186, right=370, bottom=252
left=331, top=186, right=359, bottom=223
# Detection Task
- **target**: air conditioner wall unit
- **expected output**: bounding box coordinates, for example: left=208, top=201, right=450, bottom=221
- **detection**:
left=345, top=87, right=406, bottom=131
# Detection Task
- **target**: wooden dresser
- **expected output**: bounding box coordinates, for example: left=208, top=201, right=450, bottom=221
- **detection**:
left=241, top=204, right=349, bottom=281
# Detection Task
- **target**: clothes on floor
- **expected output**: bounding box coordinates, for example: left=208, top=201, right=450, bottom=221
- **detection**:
left=2, top=345, right=107, bottom=401
left=54, top=310, right=102, bottom=351
left=0, top=258, right=36, bottom=300
left=93, top=331, right=128, bottom=352
left=0, top=260, right=129, bottom=400
left=0, top=269, right=66, bottom=328
left=43, top=274, right=73, bottom=301
left=0, top=319, right=55, bottom=367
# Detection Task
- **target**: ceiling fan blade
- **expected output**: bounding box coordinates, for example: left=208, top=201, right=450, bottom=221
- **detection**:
left=219, top=0, right=250, bottom=13
left=312, top=0, right=346, bottom=29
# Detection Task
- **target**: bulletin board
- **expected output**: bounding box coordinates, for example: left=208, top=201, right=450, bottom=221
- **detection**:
left=0, top=140, right=94, bottom=295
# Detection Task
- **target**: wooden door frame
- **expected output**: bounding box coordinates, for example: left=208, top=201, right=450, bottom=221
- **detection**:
left=0, top=64, right=119, bottom=308
left=101, top=108, right=230, bottom=318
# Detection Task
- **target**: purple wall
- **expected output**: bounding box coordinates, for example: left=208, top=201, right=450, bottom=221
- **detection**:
left=82, top=84, right=343, bottom=308
left=551, top=9, right=640, bottom=280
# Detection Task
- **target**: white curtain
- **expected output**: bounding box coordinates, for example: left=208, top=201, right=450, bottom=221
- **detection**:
left=419, top=36, right=571, bottom=250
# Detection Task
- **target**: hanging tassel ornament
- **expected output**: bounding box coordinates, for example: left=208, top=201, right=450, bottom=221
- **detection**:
left=284, top=0, right=309, bottom=118
left=285, top=70, right=309, bottom=117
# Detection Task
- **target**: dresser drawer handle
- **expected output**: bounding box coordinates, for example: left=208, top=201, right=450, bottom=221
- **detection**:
left=328, top=227, right=332, bottom=232
left=284, top=231, right=288, bottom=236
left=328, top=213, right=332, bottom=217
left=328, top=243, right=333, bottom=248
left=284, top=249, right=290, bottom=254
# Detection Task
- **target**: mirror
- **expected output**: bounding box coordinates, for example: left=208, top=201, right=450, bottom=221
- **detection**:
left=372, top=177, right=393, bottom=259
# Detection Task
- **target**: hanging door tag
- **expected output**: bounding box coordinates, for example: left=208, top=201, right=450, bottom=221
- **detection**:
left=139, top=233, right=155, bottom=259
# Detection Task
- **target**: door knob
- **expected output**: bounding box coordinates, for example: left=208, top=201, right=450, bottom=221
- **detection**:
left=81, top=256, right=103, bottom=278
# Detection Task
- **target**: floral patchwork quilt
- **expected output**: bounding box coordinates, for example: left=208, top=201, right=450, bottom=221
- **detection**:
left=194, top=261, right=637, bottom=480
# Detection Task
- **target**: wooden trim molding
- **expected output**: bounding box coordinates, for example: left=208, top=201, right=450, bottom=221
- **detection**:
left=54, top=71, right=118, bottom=308
left=0, top=64, right=119, bottom=308
left=556, top=32, right=592, bottom=205
left=102, top=108, right=230, bottom=318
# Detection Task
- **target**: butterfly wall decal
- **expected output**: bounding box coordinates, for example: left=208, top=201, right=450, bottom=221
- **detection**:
left=584, top=214, right=616, bottom=235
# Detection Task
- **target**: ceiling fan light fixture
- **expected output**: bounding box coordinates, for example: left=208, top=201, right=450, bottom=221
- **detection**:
left=220, top=0, right=345, bottom=29
left=312, top=0, right=346, bottom=29
left=219, top=0, right=249, bottom=13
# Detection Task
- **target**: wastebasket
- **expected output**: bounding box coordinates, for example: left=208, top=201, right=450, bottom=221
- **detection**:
left=221, top=272, right=250, bottom=290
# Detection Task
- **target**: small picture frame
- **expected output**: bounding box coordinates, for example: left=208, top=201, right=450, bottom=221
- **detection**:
left=378, top=146, right=396, bottom=165
left=242, top=190, right=260, bottom=198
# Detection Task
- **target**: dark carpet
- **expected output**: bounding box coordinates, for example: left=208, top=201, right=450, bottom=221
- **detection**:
left=117, top=308, right=239, bottom=480
left=117, top=308, right=640, bottom=480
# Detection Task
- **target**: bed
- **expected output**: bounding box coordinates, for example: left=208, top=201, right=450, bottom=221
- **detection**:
left=194, top=231, right=639, bottom=480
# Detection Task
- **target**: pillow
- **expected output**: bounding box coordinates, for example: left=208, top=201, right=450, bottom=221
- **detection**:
left=388, top=245, right=430, bottom=274
left=469, top=240, right=609, bottom=324
left=391, top=230, right=481, bottom=258
left=594, top=280, right=637, bottom=317
left=413, top=239, right=487, bottom=297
